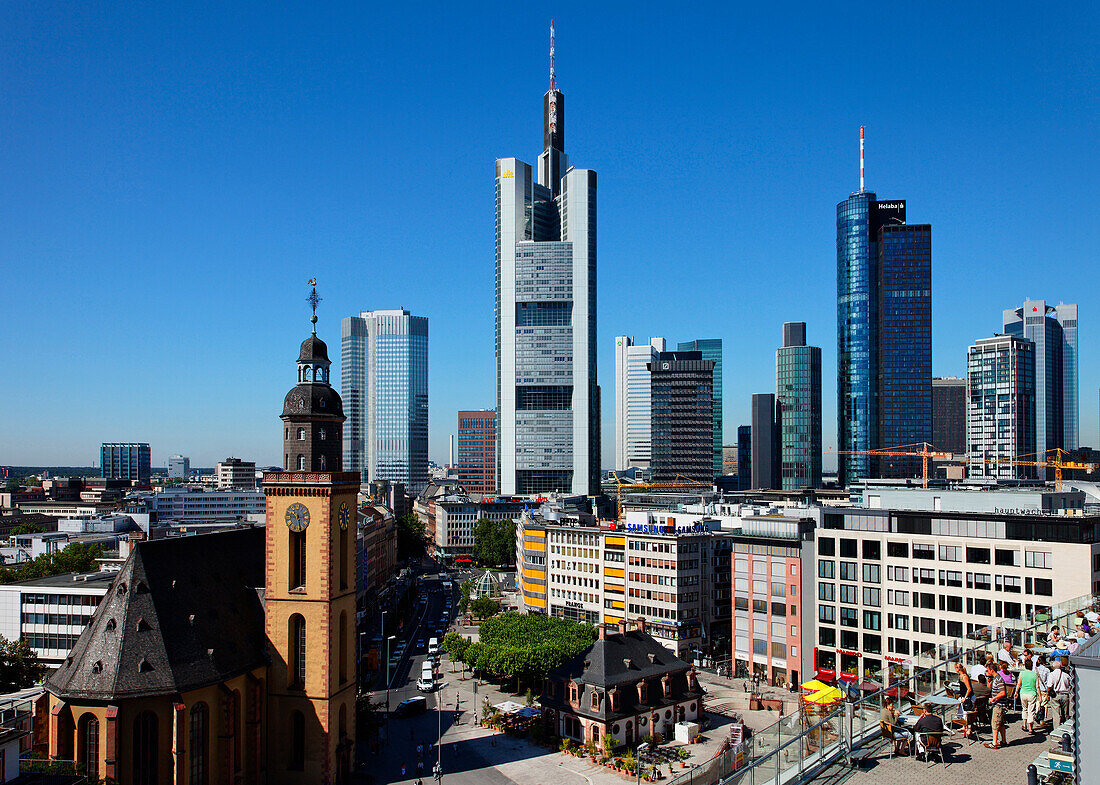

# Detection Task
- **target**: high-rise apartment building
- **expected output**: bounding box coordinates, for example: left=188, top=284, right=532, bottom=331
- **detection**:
left=649, top=351, right=715, bottom=483
left=776, top=323, right=822, bottom=489
left=966, top=334, right=1036, bottom=479
left=1003, top=300, right=1079, bottom=456
left=167, top=455, right=189, bottom=480
left=216, top=457, right=257, bottom=490
left=495, top=24, right=599, bottom=496
left=456, top=410, right=496, bottom=495
left=751, top=394, right=778, bottom=490
left=837, top=130, right=932, bottom=485
left=677, top=339, right=723, bottom=478
left=614, top=336, right=665, bottom=470
left=341, top=309, right=429, bottom=494
left=100, top=443, right=151, bottom=485
left=932, top=377, right=966, bottom=455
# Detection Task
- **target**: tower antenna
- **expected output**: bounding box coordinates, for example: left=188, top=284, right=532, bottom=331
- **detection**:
left=307, top=278, right=321, bottom=334
left=549, top=19, right=556, bottom=92
left=859, top=126, right=865, bottom=192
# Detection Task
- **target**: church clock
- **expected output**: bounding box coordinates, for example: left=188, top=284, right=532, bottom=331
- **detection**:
left=285, top=502, right=310, bottom=532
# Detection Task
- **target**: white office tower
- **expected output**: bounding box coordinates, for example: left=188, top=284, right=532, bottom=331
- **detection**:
left=614, top=336, right=666, bottom=470
left=495, top=22, right=599, bottom=496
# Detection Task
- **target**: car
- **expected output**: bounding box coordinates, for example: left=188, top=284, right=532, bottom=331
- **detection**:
left=394, top=696, right=428, bottom=717
left=416, top=639, right=425, bottom=650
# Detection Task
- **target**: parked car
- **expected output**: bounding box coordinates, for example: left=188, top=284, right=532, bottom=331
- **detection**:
left=394, top=696, right=427, bottom=717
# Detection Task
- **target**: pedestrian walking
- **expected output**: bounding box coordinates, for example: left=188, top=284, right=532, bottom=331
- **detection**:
left=401, top=763, right=407, bottom=777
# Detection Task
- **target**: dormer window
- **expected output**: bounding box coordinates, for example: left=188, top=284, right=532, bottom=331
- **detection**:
left=591, top=691, right=600, bottom=710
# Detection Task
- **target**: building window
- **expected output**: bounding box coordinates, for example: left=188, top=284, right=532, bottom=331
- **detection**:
left=290, top=530, right=306, bottom=590
left=133, top=711, right=158, bottom=785
left=340, top=524, right=349, bottom=590
left=189, top=703, right=208, bottom=785
left=818, top=560, right=834, bottom=579
left=887, top=542, right=908, bottom=558
left=297, top=428, right=305, bottom=440
left=1025, top=551, right=1052, bottom=569
left=289, top=614, right=306, bottom=689
left=297, top=455, right=306, bottom=470
left=320, top=429, right=326, bottom=441
left=839, top=562, right=857, bottom=581
left=289, top=711, right=305, bottom=770
left=78, top=713, right=99, bottom=781
left=339, top=612, right=348, bottom=684
left=913, top=543, right=935, bottom=560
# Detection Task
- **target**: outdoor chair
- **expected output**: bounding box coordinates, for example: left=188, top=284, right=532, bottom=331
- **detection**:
left=880, top=720, right=909, bottom=759
left=916, top=731, right=946, bottom=765
left=951, top=709, right=980, bottom=744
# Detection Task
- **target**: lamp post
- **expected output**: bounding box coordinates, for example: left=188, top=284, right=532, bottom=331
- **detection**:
left=435, top=682, right=448, bottom=782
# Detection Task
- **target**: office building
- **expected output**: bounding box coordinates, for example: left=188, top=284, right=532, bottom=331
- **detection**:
left=614, top=336, right=665, bottom=470
left=966, top=334, right=1036, bottom=479
left=776, top=323, right=822, bottom=489
left=456, top=410, right=496, bottom=495
left=137, top=486, right=267, bottom=524
left=341, top=309, right=429, bottom=494
left=167, top=455, right=189, bottom=480
left=836, top=133, right=932, bottom=485
left=737, top=426, right=752, bottom=490
left=931, top=377, right=966, bottom=454
left=649, top=351, right=715, bottom=483
left=0, top=572, right=113, bottom=667
left=215, top=457, right=256, bottom=490
left=1003, top=300, right=1079, bottom=455
left=495, top=24, right=599, bottom=496
left=100, top=443, right=151, bottom=485
left=722, top=445, right=738, bottom=477
left=677, top=339, right=723, bottom=478
left=751, top=394, right=778, bottom=490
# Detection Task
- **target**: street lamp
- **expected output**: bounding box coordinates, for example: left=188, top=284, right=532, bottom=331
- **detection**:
left=385, top=635, right=396, bottom=712
left=435, top=682, right=448, bottom=782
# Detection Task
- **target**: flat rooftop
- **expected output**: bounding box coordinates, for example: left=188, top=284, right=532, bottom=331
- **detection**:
left=4, top=571, right=115, bottom=589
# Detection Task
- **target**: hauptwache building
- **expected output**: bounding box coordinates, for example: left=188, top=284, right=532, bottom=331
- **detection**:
left=41, top=316, right=358, bottom=784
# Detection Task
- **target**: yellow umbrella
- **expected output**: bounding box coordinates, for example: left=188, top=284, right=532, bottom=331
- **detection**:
left=804, top=687, right=844, bottom=704
left=800, top=679, right=832, bottom=693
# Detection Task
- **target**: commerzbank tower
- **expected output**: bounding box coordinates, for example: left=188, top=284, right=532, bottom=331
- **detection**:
left=495, top=21, right=599, bottom=497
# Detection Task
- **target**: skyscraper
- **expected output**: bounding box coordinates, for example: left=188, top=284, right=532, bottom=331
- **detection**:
left=966, top=334, right=1036, bottom=479
left=495, top=22, right=599, bottom=496
left=1003, top=300, right=1079, bottom=457
left=837, top=128, right=932, bottom=485
left=649, top=351, right=714, bottom=483
left=677, top=339, right=723, bottom=479
left=100, top=443, right=151, bottom=485
left=457, top=410, right=496, bottom=495
left=341, top=309, right=429, bottom=494
left=614, top=336, right=665, bottom=470
left=750, top=394, right=778, bottom=490
left=737, top=425, right=752, bottom=490
left=932, top=377, right=966, bottom=455
left=776, top=322, right=821, bottom=489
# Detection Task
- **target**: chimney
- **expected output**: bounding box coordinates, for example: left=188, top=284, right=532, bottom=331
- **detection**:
left=636, top=617, right=646, bottom=634
left=598, top=623, right=607, bottom=640
left=618, top=620, right=628, bottom=636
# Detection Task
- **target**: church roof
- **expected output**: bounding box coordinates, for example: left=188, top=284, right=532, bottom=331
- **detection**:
left=298, top=335, right=330, bottom=364
left=47, top=528, right=267, bottom=701
left=281, top=383, right=344, bottom=420
left=551, top=629, right=691, bottom=688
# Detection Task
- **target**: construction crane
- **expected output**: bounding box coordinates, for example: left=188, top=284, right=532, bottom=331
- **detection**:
left=977, top=448, right=1097, bottom=492
left=832, top=442, right=952, bottom=489
left=608, top=471, right=711, bottom=520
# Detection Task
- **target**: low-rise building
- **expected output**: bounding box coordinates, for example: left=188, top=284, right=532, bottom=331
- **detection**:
left=138, top=486, right=266, bottom=524
left=0, top=571, right=114, bottom=666
left=540, top=621, right=705, bottom=748
left=216, top=457, right=257, bottom=490
left=416, top=484, right=524, bottom=559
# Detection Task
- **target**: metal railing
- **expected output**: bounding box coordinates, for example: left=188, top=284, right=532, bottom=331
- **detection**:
left=671, top=592, right=1097, bottom=785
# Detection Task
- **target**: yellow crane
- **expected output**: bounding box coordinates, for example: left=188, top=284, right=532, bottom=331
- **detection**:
left=608, top=471, right=711, bottom=520
left=978, top=448, right=1097, bottom=492
left=832, top=442, right=952, bottom=489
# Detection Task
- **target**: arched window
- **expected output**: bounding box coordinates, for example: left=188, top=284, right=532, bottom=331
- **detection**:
left=188, top=703, right=207, bottom=785
left=339, top=704, right=347, bottom=740
left=133, top=711, right=158, bottom=785
left=339, top=520, right=349, bottom=590
left=296, top=454, right=306, bottom=470
left=290, top=529, right=306, bottom=590
left=319, top=428, right=326, bottom=441
left=284, top=428, right=289, bottom=441
left=297, top=428, right=305, bottom=440
left=288, top=614, right=306, bottom=689
left=289, top=711, right=305, bottom=771
left=338, top=612, right=348, bottom=684
left=319, top=454, right=326, bottom=470
left=77, top=713, right=99, bottom=780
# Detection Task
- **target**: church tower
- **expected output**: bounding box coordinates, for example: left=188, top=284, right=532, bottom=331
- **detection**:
left=264, top=284, right=358, bottom=783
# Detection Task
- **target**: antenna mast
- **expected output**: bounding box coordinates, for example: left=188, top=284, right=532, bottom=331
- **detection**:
left=859, top=126, right=865, bottom=192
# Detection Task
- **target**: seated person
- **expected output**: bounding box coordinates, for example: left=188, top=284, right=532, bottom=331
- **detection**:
left=912, top=703, right=945, bottom=757
left=881, top=696, right=911, bottom=754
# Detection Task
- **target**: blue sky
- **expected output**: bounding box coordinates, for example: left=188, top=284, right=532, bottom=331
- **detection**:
left=1, top=1, right=1097, bottom=469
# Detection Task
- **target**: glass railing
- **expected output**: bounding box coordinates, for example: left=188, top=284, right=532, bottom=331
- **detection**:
left=666, top=592, right=1098, bottom=785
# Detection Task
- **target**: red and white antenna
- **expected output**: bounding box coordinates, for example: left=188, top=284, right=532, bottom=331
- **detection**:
left=549, top=19, right=556, bottom=92
left=548, top=20, right=558, bottom=137
left=859, top=126, right=865, bottom=192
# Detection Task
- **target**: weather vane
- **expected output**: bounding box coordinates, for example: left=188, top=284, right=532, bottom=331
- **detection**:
left=307, top=278, right=321, bottom=334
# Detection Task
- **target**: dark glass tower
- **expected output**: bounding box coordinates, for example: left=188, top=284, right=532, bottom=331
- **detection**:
left=677, top=339, right=723, bottom=479
left=776, top=323, right=822, bottom=488
left=649, top=351, right=714, bottom=483
left=837, top=188, right=931, bottom=486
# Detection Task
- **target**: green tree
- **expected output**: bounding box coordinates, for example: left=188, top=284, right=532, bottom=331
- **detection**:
left=3, top=480, right=21, bottom=493
left=470, top=596, right=500, bottom=619
left=0, top=542, right=104, bottom=585
left=10, top=523, right=44, bottom=536
left=443, top=631, right=470, bottom=662
left=0, top=636, right=43, bottom=691
left=464, top=611, right=597, bottom=691
left=472, top=517, right=515, bottom=567
left=396, top=512, right=426, bottom=559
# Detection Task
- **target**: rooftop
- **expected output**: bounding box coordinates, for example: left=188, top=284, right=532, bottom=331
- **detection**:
left=4, top=571, right=115, bottom=589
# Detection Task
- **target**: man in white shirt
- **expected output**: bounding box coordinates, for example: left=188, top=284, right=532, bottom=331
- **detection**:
left=997, top=641, right=1017, bottom=669
left=1049, top=662, right=1072, bottom=725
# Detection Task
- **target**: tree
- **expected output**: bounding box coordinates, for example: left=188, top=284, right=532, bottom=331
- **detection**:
left=470, top=596, right=500, bottom=619
left=472, top=517, right=515, bottom=567
left=3, top=480, right=21, bottom=493
left=0, top=636, right=43, bottom=691
left=443, top=631, right=470, bottom=663
left=0, top=541, right=104, bottom=585
left=396, top=512, right=426, bottom=560
left=10, top=523, right=44, bottom=536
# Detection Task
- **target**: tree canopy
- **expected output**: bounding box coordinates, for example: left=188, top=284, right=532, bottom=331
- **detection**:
left=0, top=635, right=43, bottom=691
left=472, top=517, right=514, bottom=566
left=470, top=596, right=500, bottom=619
left=0, top=542, right=104, bottom=585
left=396, top=512, right=426, bottom=559
left=455, top=611, right=597, bottom=690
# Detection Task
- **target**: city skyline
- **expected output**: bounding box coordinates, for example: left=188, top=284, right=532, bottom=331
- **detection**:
left=1, top=3, right=1097, bottom=468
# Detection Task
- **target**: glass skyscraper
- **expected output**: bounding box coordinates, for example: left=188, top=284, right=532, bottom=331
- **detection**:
left=1003, top=300, right=1078, bottom=459
left=341, top=309, right=429, bottom=494
left=966, top=334, right=1036, bottom=479
left=649, top=351, right=714, bottom=483
left=100, top=442, right=151, bottom=485
left=614, top=336, right=665, bottom=470
left=677, top=339, right=723, bottom=479
left=837, top=188, right=931, bottom=486
left=495, top=36, right=599, bottom=496
left=776, top=322, right=821, bottom=489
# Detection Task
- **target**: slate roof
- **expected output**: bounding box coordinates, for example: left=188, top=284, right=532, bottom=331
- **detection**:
left=541, top=629, right=702, bottom=722
left=48, top=528, right=267, bottom=701
left=281, top=383, right=344, bottom=420
left=298, top=335, right=330, bottom=364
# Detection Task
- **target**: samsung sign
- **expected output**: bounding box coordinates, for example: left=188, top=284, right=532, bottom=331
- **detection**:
left=620, top=521, right=711, bottom=534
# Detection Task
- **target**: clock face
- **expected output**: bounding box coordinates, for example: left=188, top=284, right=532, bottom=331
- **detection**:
left=338, top=502, right=351, bottom=531
left=285, top=502, right=310, bottom=532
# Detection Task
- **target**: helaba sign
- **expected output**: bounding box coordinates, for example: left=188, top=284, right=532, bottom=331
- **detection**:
left=876, top=201, right=905, bottom=210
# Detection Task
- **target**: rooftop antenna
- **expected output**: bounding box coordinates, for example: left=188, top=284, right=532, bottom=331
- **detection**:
left=547, top=20, right=558, bottom=139
left=549, top=19, right=556, bottom=92
left=307, top=278, right=321, bottom=335
left=859, top=126, right=865, bottom=192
